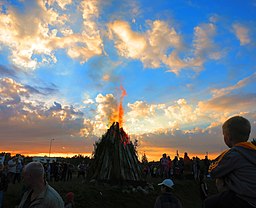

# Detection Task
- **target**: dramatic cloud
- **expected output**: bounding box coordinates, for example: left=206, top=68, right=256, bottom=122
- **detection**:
left=0, top=0, right=103, bottom=69
left=108, top=20, right=223, bottom=74
left=95, top=93, right=118, bottom=128
left=108, top=20, right=183, bottom=69
left=0, top=77, right=95, bottom=154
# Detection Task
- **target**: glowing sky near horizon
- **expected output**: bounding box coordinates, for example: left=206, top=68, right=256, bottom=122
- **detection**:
left=0, top=0, right=256, bottom=161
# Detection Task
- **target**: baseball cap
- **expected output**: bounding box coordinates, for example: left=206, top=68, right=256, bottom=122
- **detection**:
left=158, top=179, right=174, bottom=189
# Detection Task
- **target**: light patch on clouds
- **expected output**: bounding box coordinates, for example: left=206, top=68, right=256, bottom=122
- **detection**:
left=95, top=93, right=118, bottom=126
left=164, top=99, right=197, bottom=125
left=108, top=20, right=223, bottom=74
left=0, top=0, right=103, bottom=69
left=127, top=100, right=156, bottom=118
left=108, top=20, right=182, bottom=69
left=232, top=23, right=251, bottom=45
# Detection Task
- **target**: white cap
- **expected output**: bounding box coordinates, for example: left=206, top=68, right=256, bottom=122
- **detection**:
left=158, top=179, right=174, bottom=189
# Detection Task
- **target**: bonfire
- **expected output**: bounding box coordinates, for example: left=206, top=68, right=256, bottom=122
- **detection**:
left=87, top=87, right=142, bottom=184
left=87, top=122, right=142, bottom=183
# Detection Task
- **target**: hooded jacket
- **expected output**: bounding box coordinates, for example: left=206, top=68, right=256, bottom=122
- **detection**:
left=209, top=142, right=256, bottom=206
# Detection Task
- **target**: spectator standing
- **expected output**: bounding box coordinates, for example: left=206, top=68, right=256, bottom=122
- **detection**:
left=199, top=174, right=208, bottom=207
left=77, top=161, right=86, bottom=182
left=67, top=163, right=74, bottom=181
left=0, top=163, right=8, bottom=208
left=7, top=156, right=17, bottom=184
left=203, top=156, right=210, bottom=177
left=160, top=154, right=169, bottom=178
left=183, top=152, right=191, bottom=177
left=17, top=162, right=64, bottom=208
left=15, top=160, right=23, bottom=183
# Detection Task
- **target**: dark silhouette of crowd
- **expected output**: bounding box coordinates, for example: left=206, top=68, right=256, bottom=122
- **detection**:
left=142, top=152, right=211, bottom=182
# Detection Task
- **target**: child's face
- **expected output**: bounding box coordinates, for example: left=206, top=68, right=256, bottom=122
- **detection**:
left=223, top=128, right=232, bottom=148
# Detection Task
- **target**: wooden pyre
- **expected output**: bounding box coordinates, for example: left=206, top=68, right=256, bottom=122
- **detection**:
left=88, top=122, right=142, bottom=183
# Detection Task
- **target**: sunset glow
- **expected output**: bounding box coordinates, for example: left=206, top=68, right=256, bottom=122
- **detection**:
left=0, top=0, right=256, bottom=161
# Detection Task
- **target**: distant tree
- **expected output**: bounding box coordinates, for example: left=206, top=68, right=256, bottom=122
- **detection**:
left=141, top=152, right=148, bottom=164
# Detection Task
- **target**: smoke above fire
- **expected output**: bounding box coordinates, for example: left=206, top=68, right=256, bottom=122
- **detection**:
left=109, top=86, right=127, bottom=127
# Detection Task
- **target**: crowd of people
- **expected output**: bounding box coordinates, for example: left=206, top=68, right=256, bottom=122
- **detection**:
left=0, top=116, right=255, bottom=208
left=142, top=152, right=211, bottom=182
left=0, top=157, right=88, bottom=208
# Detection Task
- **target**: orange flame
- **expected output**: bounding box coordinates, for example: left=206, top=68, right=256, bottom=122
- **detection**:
left=118, top=86, right=127, bottom=127
left=109, top=86, right=127, bottom=127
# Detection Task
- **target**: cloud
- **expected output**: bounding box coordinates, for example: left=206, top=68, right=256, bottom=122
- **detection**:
left=0, top=77, right=86, bottom=140
left=108, top=20, right=224, bottom=74
left=198, top=93, right=256, bottom=113
left=108, top=20, right=182, bottom=69
left=165, top=23, right=221, bottom=74
left=0, top=75, right=101, bottom=156
left=95, top=93, right=118, bottom=126
left=0, top=0, right=103, bottom=69
left=232, top=23, right=251, bottom=45
left=211, top=72, right=256, bottom=98
left=0, top=65, right=17, bottom=78
left=125, top=98, right=204, bottom=135
left=127, top=100, right=156, bottom=118
left=164, top=99, right=197, bottom=124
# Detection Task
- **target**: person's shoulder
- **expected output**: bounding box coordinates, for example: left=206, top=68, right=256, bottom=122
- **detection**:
left=45, top=184, right=64, bottom=204
left=160, top=193, right=182, bottom=207
left=47, top=184, right=62, bottom=196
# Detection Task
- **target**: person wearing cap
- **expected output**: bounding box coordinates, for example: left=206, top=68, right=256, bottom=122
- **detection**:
left=154, top=179, right=182, bottom=208
left=17, top=162, right=64, bottom=208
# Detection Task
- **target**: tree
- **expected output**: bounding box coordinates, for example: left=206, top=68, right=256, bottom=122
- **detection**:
left=141, top=152, right=148, bottom=164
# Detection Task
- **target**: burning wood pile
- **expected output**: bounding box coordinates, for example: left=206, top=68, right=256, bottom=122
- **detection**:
left=87, top=122, right=142, bottom=183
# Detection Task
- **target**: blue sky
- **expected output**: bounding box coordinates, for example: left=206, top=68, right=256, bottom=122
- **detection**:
left=0, top=0, right=256, bottom=160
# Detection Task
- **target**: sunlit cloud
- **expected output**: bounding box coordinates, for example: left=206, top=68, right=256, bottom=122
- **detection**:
left=211, top=72, right=256, bottom=98
left=232, top=23, right=251, bottom=45
left=108, top=19, right=182, bottom=69
left=0, top=0, right=103, bottom=69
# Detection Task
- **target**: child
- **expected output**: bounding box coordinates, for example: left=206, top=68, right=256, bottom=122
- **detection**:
left=65, top=192, right=75, bottom=208
left=154, top=179, right=182, bottom=208
left=204, top=116, right=256, bottom=208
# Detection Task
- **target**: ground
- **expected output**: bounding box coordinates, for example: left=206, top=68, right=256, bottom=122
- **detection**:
left=4, top=176, right=217, bottom=208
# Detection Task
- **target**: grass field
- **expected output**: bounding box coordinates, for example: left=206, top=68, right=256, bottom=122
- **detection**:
left=4, top=176, right=217, bottom=208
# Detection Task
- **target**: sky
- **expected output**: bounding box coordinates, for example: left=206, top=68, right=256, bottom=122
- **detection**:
left=0, top=0, right=256, bottom=161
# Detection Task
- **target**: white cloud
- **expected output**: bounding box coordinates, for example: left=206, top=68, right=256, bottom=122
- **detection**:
left=211, top=72, right=256, bottom=98
left=108, top=20, right=223, bottom=74
left=108, top=20, right=182, bottom=69
left=95, top=93, right=118, bottom=125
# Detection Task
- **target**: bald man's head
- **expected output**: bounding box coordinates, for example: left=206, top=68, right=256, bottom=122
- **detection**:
left=25, top=162, right=44, bottom=176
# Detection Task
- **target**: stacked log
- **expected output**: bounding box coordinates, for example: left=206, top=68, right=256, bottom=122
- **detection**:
left=87, top=122, right=142, bottom=183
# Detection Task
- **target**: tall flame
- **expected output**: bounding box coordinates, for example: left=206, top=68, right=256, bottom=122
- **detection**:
left=109, top=85, right=127, bottom=127
left=118, top=85, right=127, bottom=127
